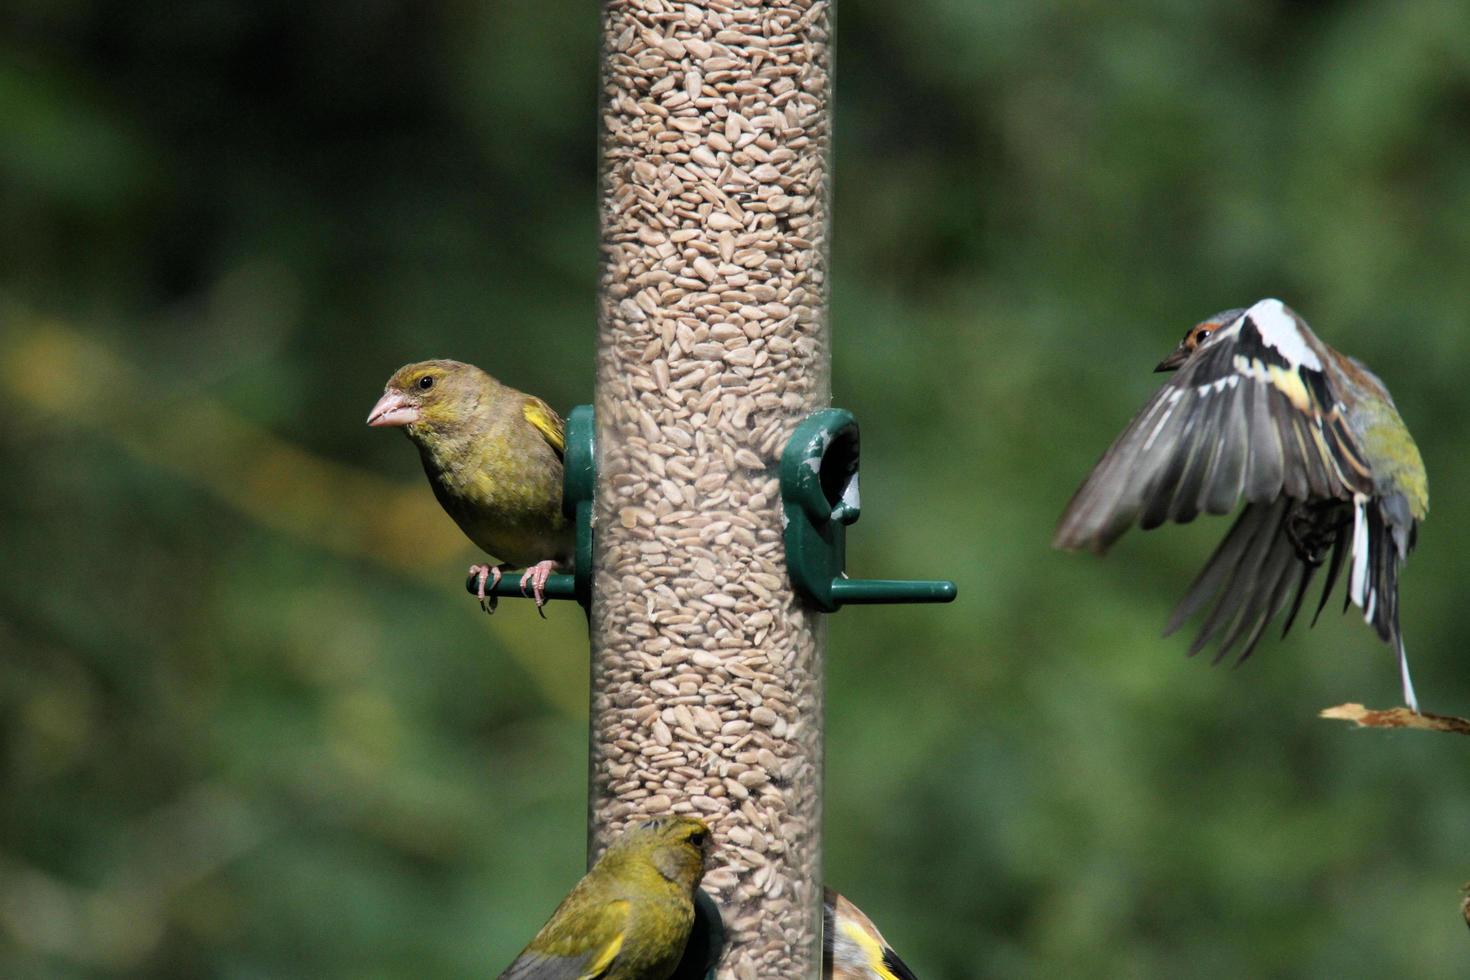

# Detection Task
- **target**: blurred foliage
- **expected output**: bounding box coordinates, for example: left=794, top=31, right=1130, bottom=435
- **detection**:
left=3, top=0, right=1469, bottom=976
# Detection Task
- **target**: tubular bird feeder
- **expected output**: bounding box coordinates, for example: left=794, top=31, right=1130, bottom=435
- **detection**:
left=452, top=2, right=955, bottom=977
left=593, top=2, right=836, bottom=974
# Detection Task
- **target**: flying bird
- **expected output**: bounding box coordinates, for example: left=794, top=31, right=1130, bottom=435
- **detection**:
left=824, top=888, right=919, bottom=980
left=496, top=816, right=713, bottom=980
left=1054, top=299, right=1428, bottom=710
left=368, top=359, right=571, bottom=610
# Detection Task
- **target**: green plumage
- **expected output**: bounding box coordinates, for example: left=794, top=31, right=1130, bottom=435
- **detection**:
left=1343, top=372, right=1428, bottom=520
left=498, top=817, right=713, bottom=980
left=372, top=359, right=572, bottom=569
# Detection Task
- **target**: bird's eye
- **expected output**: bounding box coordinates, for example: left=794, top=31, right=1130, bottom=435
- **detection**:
left=1195, top=329, right=1212, bottom=345
left=418, top=375, right=434, bottom=391
left=688, top=830, right=707, bottom=847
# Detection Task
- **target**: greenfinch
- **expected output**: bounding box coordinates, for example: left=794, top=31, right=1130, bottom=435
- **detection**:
left=367, top=359, right=572, bottom=610
left=498, top=816, right=714, bottom=980
left=1055, top=299, right=1427, bottom=710
left=824, top=888, right=918, bottom=980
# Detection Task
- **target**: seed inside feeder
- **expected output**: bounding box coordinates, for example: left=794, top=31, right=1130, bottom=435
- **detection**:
left=593, top=1, right=832, bottom=976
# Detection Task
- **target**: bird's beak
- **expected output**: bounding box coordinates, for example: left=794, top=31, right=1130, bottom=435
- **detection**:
left=367, top=389, right=419, bottom=427
left=1155, top=345, right=1189, bottom=373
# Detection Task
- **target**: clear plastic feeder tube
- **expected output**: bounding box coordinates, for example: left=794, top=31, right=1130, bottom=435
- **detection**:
left=591, top=1, right=833, bottom=976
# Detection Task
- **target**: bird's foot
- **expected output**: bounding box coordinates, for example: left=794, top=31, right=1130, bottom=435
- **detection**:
left=519, top=560, right=560, bottom=617
left=470, top=564, right=502, bottom=614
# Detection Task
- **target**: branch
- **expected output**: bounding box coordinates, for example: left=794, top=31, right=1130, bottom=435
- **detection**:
left=1319, top=703, right=1470, bottom=735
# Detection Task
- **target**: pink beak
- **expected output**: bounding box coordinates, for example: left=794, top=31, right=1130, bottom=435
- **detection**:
left=367, top=389, right=420, bottom=427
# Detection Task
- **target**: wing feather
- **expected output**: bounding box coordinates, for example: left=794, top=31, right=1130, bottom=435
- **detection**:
left=1242, top=377, right=1284, bottom=501
left=1190, top=499, right=1288, bottom=662
left=1202, top=384, right=1249, bottom=514
left=1216, top=521, right=1297, bottom=664
left=1056, top=308, right=1375, bottom=553
left=1167, top=381, right=1226, bottom=524
left=1278, top=560, right=1318, bottom=637
left=498, top=948, right=604, bottom=980
left=1310, top=531, right=1349, bottom=627
left=522, top=397, right=566, bottom=459
left=497, top=899, right=628, bottom=980
left=1052, top=387, right=1181, bottom=550
left=1139, top=400, right=1198, bottom=530
left=1164, top=505, right=1258, bottom=638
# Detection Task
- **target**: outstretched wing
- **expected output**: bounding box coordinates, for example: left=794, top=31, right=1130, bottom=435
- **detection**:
left=1163, top=498, right=1331, bottom=666
left=1054, top=305, right=1374, bottom=553
left=1163, top=492, right=1420, bottom=709
left=522, top=396, right=566, bottom=460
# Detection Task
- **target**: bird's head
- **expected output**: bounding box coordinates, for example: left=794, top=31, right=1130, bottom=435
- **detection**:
left=603, top=816, right=714, bottom=893
left=367, top=359, right=484, bottom=436
left=1155, top=308, right=1245, bottom=372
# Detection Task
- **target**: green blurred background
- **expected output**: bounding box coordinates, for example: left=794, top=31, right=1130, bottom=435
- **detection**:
left=4, top=1, right=1468, bottom=976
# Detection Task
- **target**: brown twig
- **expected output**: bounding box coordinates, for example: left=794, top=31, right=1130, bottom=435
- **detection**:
left=1319, top=703, right=1470, bottom=735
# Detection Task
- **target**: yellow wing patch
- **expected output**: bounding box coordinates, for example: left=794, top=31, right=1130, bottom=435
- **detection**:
left=839, top=919, right=904, bottom=980
left=523, top=397, right=566, bottom=458
left=1267, top=364, right=1311, bottom=412
left=579, top=901, right=628, bottom=979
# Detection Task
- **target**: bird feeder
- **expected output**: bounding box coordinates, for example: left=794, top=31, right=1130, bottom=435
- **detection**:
left=463, top=2, right=953, bottom=977
left=593, top=2, right=837, bottom=975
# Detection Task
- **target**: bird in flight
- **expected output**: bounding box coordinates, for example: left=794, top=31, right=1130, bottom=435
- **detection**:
left=1055, top=299, right=1428, bottom=711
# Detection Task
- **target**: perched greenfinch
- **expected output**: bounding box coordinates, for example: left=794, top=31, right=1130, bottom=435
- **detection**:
left=498, top=816, right=714, bottom=980
left=367, top=359, right=571, bottom=610
left=1055, top=299, right=1427, bottom=710
left=823, top=888, right=918, bottom=980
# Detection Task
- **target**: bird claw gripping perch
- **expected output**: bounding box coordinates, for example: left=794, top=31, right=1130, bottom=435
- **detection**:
left=463, top=404, right=594, bottom=613
left=470, top=564, right=502, bottom=614
left=466, top=406, right=960, bottom=620
left=780, top=408, right=958, bottom=612
left=518, top=560, right=560, bottom=618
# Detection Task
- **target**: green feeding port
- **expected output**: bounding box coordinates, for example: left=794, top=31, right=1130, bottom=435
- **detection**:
left=463, top=404, right=594, bottom=610
left=780, top=408, right=958, bottom=613
left=465, top=404, right=957, bottom=616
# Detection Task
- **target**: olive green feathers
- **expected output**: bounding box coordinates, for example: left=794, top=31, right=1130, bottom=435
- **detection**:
left=498, top=817, right=714, bottom=980
left=368, top=359, right=572, bottom=607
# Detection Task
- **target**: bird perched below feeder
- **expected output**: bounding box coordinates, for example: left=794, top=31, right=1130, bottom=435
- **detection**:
left=1054, top=299, right=1428, bottom=711
left=823, top=888, right=919, bottom=980
left=367, top=359, right=571, bottom=611
left=496, top=816, right=714, bottom=980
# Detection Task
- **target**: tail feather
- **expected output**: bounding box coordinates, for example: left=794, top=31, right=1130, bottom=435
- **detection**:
left=1366, top=494, right=1419, bottom=711
left=1397, top=634, right=1419, bottom=714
